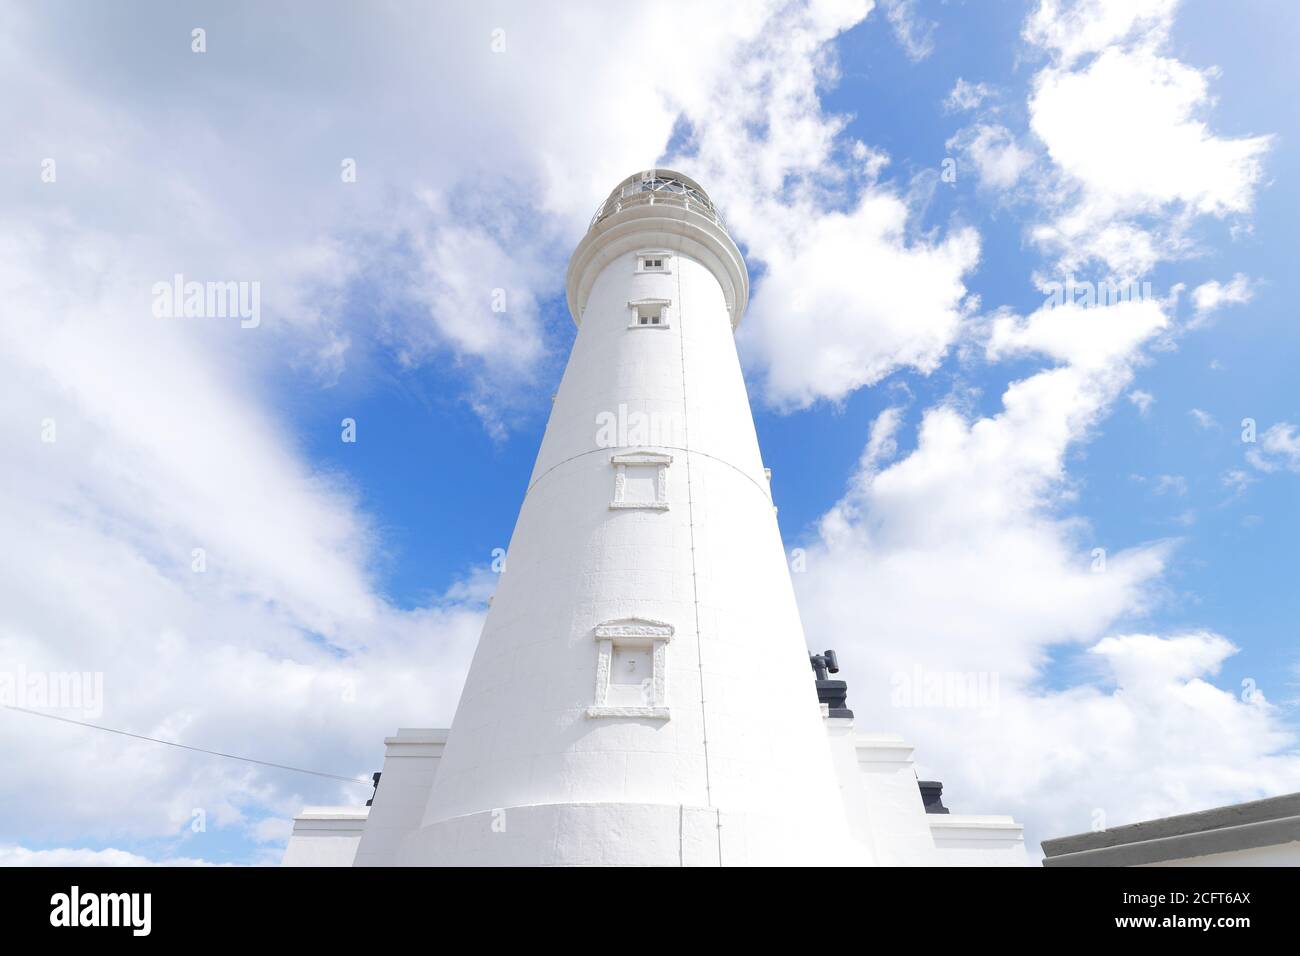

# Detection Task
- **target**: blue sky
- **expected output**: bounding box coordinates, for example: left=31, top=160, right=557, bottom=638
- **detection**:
left=2, top=0, right=1297, bottom=865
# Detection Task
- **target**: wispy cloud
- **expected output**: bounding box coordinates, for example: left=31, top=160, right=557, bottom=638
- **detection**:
left=945, top=78, right=993, bottom=112
left=881, top=0, right=937, bottom=61
left=1128, top=389, right=1155, bottom=415
left=1247, top=423, right=1300, bottom=473
left=1192, top=273, right=1253, bottom=319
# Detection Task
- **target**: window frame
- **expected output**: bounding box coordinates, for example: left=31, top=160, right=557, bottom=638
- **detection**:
left=635, top=250, right=673, bottom=274
left=608, top=450, right=672, bottom=510
left=627, top=298, right=671, bottom=330
left=586, top=618, right=673, bottom=719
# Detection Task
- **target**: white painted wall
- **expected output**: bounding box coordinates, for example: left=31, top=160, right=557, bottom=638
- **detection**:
left=352, top=729, right=447, bottom=867
left=851, top=734, right=943, bottom=865
left=283, top=716, right=1028, bottom=866
left=826, top=726, right=1028, bottom=866
left=929, top=816, right=1028, bottom=866
left=282, top=807, right=368, bottom=867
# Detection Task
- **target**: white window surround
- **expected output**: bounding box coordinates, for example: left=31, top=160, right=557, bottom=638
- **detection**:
left=587, top=618, right=673, bottom=719
left=628, top=299, right=671, bottom=329
left=609, top=451, right=671, bottom=510
left=636, top=250, right=672, bottom=274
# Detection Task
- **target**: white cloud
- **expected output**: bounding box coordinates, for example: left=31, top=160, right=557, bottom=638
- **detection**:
left=947, top=124, right=1036, bottom=190
left=1026, top=2, right=1271, bottom=275
left=741, top=193, right=980, bottom=408
left=1189, top=407, right=1218, bottom=430
left=851, top=140, right=893, bottom=180
left=653, top=0, right=981, bottom=410
left=1128, top=389, right=1155, bottom=415
left=0, top=845, right=221, bottom=867
left=1024, top=0, right=1178, bottom=69
left=1153, top=474, right=1187, bottom=496
left=8, top=1, right=871, bottom=426
left=1192, top=273, right=1253, bottom=318
left=810, top=298, right=1170, bottom=649
left=1222, top=469, right=1253, bottom=495
left=881, top=0, right=937, bottom=61
left=796, top=290, right=1300, bottom=849
left=989, top=297, right=1166, bottom=371
left=1247, top=423, right=1300, bottom=474
left=1032, top=49, right=1269, bottom=218
left=945, top=78, right=993, bottom=112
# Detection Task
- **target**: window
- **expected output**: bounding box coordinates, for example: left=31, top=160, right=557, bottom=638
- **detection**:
left=587, top=618, right=673, bottom=719
left=628, top=299, right=670, bottom=329
left=637, top=251, right=671, bottom=274
left=609, top=451, right=671, bottom=510
left=608, top=643, right=653, bottom=707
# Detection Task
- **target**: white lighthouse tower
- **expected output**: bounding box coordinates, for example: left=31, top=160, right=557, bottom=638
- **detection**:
left=393, top=169, right=863, bottom=865
left=282, top=172, right=1029, bottom=868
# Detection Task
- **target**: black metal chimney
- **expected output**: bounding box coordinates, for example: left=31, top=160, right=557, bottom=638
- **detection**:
left=809, top=649, right=853, bottom=718
left=918, top=780, right=950, bottom=814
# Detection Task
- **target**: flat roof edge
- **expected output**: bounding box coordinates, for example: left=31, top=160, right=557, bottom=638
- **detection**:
left=1042, top=791, right=1300, bottom=862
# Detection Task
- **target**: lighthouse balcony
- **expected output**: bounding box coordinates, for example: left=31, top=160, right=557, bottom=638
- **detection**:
left=588, top=170, right=724, bottom=232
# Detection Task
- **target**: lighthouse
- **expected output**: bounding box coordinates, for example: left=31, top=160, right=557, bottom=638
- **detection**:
left=395, top=169, right=864, bottom=865
left=282, top=172, right=1029, bottom=868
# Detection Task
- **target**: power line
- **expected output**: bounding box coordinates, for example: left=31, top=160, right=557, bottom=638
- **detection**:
left=3, top=704, right=371, bottom=787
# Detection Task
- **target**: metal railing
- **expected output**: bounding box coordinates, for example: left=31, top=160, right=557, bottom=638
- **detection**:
left=589, top=176, right=725, bottom=231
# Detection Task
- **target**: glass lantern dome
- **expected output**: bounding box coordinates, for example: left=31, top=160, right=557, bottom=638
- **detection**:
left=588, top=169, right=725, bottom=232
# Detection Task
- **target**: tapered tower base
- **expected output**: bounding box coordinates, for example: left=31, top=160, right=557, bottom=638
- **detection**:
left=396, top=802, right=869, bottom=866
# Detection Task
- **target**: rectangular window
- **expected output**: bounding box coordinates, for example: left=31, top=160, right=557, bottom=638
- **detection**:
left=628, top=300, right=670, bottom=329
left=610, top=451, right=671, bottom=510
left=606, top=643, right=652, bottom=707
left=587, top=618, right=674, bottom=720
